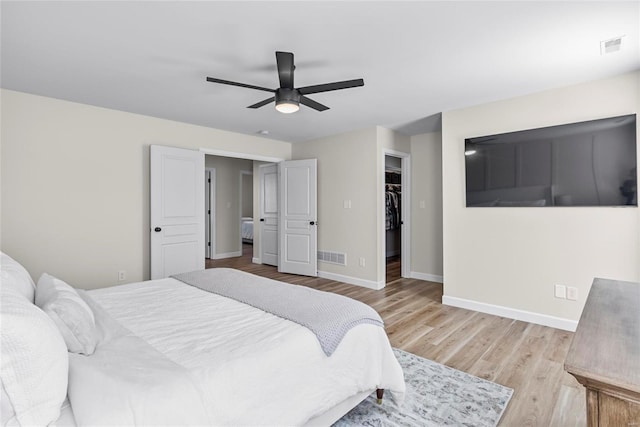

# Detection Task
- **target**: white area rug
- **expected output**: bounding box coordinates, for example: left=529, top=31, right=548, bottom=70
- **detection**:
left=334, top=348, right=513, bottom=427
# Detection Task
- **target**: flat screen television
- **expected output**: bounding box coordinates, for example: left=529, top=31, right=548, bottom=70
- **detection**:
left=464, top=114, right=637, bottom=207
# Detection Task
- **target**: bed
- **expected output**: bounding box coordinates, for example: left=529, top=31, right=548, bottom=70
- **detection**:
left=0, top=252, right=405, bottom=426
left=241, top=216, right=254, bottom=243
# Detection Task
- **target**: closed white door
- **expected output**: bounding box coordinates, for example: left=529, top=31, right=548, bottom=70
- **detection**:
left=259, top=163, right=278, bottom=266
left=150, top=145, right=205, bottom=279
left=278, top=159, right=317, bottom=277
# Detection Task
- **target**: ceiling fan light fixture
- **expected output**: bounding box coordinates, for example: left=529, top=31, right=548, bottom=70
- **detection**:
left=275, top=100, right=300, bottom=114
left=206, top=51, right=364, bottom=113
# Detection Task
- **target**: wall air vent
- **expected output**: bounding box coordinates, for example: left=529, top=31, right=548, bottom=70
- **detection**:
left=600, top=36, right=624, bottom=55
left=317, top=250, right=347, bottom=266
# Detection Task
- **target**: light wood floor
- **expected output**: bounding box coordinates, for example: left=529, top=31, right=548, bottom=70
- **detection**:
left=207, top=245, right=586, bottom=426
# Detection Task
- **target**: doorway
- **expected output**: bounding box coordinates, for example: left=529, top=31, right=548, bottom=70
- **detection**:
left=383, top=150, right=410, bottom=283
left=204, top=155, right=254, bottom=260
left=201, top=150, right=317, bottom=277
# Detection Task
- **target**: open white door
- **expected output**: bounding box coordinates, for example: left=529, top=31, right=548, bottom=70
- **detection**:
left=259, top=163, right=278, bottom=266
left=150, top=145, right=205, bottom=279
left=278, top=159, right=317, bottom=277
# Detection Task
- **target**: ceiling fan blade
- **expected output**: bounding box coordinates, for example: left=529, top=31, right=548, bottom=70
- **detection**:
left=206, top=77, right=275, bottom=93
left=299, top=96, right=329, bottom=112
left=247, top=97, right=275, bottom=109
left=297, top=78, right=364, bottom=95
left=276, top=51, right=294, bottom=89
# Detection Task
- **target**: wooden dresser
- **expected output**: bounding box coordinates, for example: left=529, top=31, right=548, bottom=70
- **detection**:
left=565, top=278, right=640, bottom=426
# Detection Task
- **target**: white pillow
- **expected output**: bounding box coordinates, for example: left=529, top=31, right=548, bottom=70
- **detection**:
left=0, top=252, right=36, bottom=303
left=0, top=288, right=69, bottom=426
left=36, top=273, right=97, bottom=355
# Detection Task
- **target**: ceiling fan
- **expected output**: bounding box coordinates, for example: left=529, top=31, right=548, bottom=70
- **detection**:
left=206, top=51, right=364, bottom=114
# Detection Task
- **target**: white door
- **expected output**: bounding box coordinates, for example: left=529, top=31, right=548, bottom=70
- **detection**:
left=150, top=145, right=205, bottom=279
left=278, top=159, right=317, bottom=277
left=259, top=163, right=278, bottom=266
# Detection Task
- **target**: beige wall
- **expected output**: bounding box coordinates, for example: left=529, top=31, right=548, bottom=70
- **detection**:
left=410, top=131, right=443, bottom=280
left=0, top=90, right=291, bottom=289
left=378, top=126, right=410, bottom=152
left=241, top=172, right=253, bottom=218
left=292, top=126, right=414, bottom=287
left=292, top=127, right=381, bottom=285
left=205, top=155, right=253, bottom=256
left=441, top=71, right=640, bottom=324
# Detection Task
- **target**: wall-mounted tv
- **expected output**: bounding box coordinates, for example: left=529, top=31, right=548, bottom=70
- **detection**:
left=465, top=114, right=637, bottom=207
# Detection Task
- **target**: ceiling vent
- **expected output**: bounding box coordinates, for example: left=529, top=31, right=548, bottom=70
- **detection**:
left=600, top=36, right=624, bottom=55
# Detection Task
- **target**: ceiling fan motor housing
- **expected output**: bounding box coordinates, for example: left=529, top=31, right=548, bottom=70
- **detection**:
left=276, top=88, right=300, bottom=106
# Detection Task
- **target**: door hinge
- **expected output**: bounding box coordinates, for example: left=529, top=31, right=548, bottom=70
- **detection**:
left=208, top=209, right=211, bottom=214
left=208, top=242, right=211, bottom=247
left=208, top=178, right=211, bottom=183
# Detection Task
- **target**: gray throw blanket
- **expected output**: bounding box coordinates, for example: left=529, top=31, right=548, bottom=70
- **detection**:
left=171, top=268, right=384, bottom=356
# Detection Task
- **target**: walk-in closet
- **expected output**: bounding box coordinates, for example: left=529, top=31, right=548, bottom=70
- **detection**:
left=385, top=155, right=402, bottom=282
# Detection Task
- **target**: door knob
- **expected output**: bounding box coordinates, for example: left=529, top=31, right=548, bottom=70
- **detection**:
left=310, top=221, right=316, bottom=226
left=154, top=227, right=162, bottom=232
left=260, top=218, right=265, bottom=222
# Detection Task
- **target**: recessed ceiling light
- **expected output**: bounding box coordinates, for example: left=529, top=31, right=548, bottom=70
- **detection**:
left=600, top=36, right=624, bottom=55
left=257, top=130, right=269, bottom=135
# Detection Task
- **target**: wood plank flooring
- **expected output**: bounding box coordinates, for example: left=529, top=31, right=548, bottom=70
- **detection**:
left=206, top=245, right=586, bottom=426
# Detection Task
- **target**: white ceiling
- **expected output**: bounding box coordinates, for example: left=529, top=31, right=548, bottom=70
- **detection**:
left=2, top=1, right=638, bottom=143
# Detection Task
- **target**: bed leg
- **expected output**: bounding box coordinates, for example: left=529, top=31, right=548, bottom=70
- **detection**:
left=376, top=388, right=384, bottom=404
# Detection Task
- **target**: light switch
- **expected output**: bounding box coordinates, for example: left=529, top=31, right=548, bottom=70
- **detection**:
left=343, top=200, right=352, bottom=209
left=419, top=200, right=426, bottom=209
left=555, top=284, right=566, bottom=299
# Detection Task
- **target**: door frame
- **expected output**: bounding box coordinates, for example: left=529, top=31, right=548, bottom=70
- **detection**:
left=200, top=148, right=285, bottom=265
left=382, top=149, right=411, bottom=279
left=206, top=167, right=216, bottom=259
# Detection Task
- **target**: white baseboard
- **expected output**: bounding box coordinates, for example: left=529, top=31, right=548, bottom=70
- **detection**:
left=442, top=295, right=578, bottom=332
left=252, top=257, right=261, bottom=264
left=410, top=271, right=444, bottom=283
left=214, top=251, right=242, bottom=260
left=317, top=270, right=385, bottom=290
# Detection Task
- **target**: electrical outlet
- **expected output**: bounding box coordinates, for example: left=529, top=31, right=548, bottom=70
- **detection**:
left=118, top=271, right=126, bottom=282
left=567, top=287, right=578, bottom=301
left=359, top=257, right=365, bottom=267
left=555, top=284, right=566, bottom=299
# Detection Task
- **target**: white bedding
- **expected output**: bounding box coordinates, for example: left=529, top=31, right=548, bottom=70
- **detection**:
left=75, top=276, right=405, bottom=426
